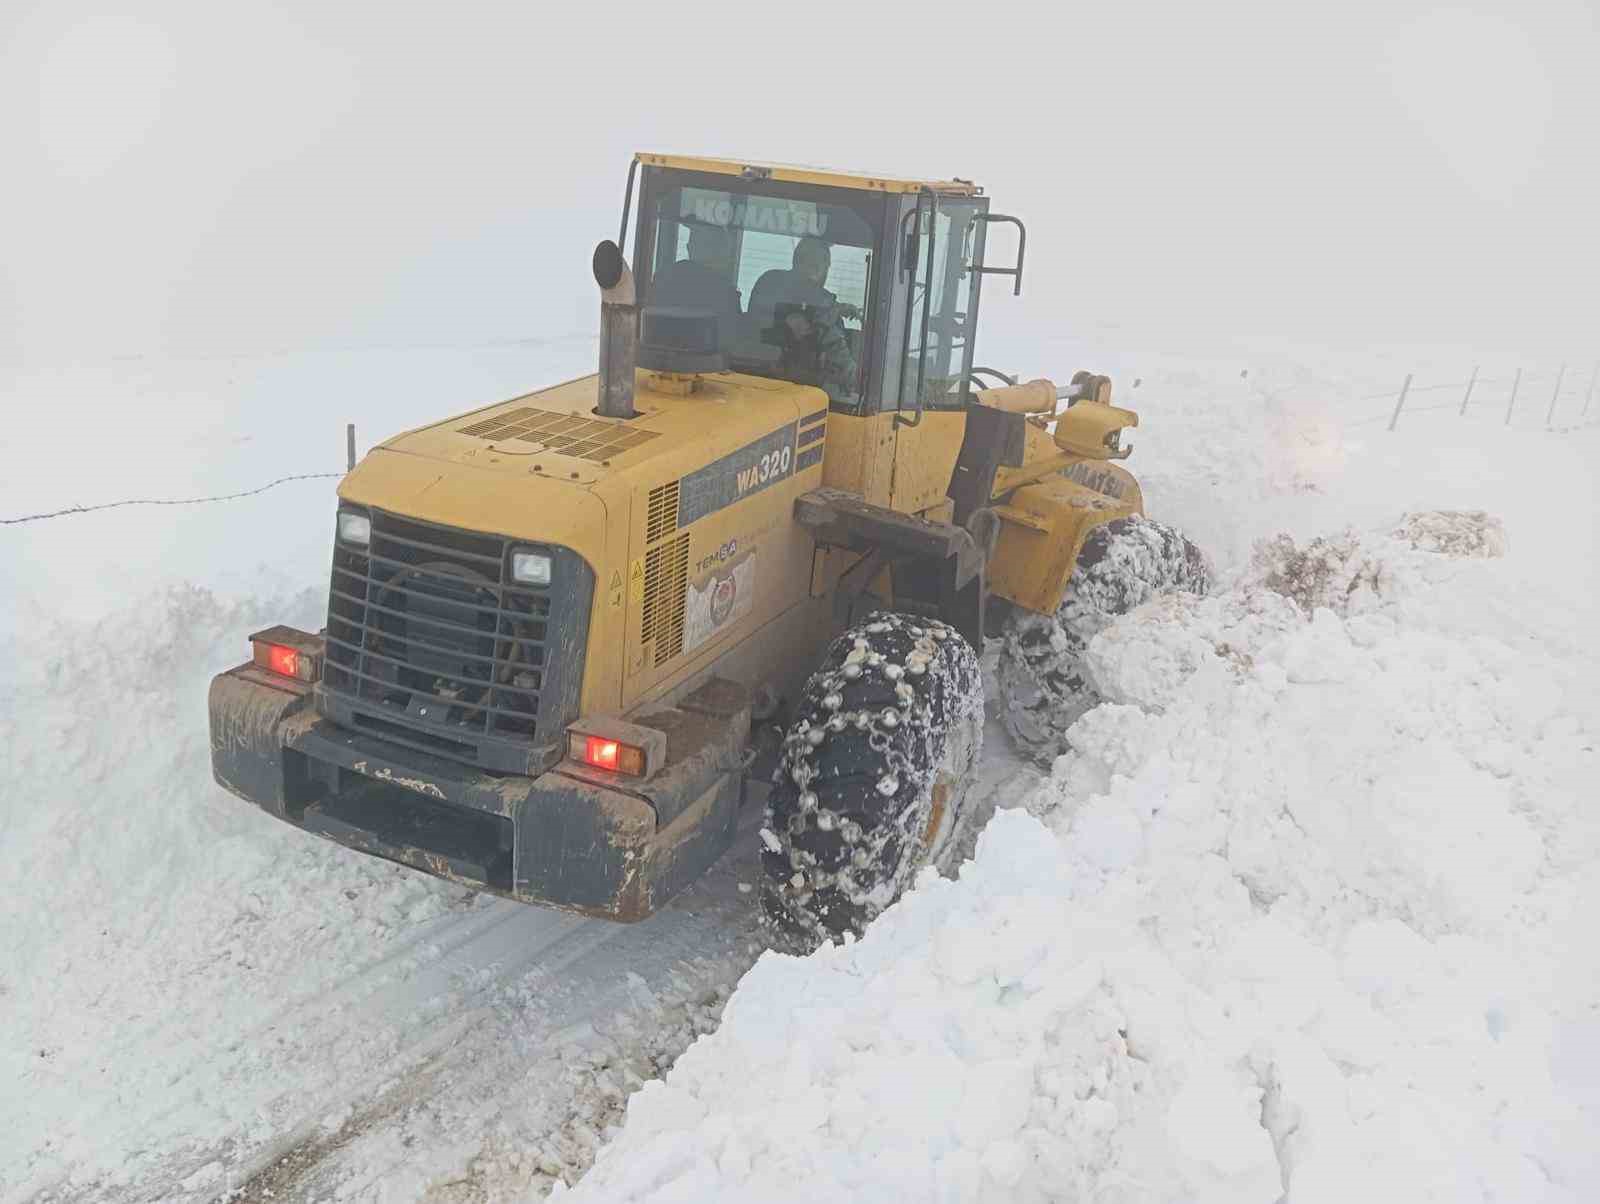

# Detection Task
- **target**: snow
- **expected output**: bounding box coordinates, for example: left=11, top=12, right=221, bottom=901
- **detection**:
left=557, top=356, right=1600, bottom=1202
left=0, top=582, right=765, bottom=1202
left=3, top=336, right=1596, bottom=1200
left=0, top=349, right=763, bottom=1203
left=0, top=341, right=598, bottom=640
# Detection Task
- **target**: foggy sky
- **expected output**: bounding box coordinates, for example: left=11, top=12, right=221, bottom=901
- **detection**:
left=3, top=0, right=1597, bottom=370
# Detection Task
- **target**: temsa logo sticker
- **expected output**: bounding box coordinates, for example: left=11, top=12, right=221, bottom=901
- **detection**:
left=685, top=550, right=757, bottom=655
left=696, top=540, right=738, bottom=575
left=709, top=574, right=738, bottom=625
left=737, top=446, right=791, bottom=495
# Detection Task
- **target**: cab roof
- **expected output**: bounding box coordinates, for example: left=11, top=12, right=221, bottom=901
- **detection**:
left=636, top=152, right=982, bottom=197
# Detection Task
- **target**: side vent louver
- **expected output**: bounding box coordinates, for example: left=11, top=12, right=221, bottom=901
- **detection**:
left=645, top=480, right=680, bottom=546
left=641, top=533, right=690, bottom=667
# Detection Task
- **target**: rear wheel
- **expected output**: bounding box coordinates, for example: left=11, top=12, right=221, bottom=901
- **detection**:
left=998, top=515, right=1210, bottom=764
left=761, top=612, right=983, bottom=950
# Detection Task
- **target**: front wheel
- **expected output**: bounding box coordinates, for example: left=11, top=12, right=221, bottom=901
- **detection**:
left=761, top=612, right=983, bottom=950
left=997, top=515, right=1211, bottom=764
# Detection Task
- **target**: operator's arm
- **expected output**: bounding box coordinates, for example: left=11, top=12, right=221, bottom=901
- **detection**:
left=815, top=310, right=858, bottom=399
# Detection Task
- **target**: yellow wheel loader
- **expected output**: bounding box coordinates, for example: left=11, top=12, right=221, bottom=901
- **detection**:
left=208, top=154, right=1208, bottom=947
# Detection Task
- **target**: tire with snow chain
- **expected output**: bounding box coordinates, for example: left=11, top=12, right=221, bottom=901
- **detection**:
left=761, top=612, right=984, bottom=950
left=997, top=515, right=1211, bottom=765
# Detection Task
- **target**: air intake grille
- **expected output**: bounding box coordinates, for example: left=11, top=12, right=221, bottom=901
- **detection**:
left=456, top=407, right=661, bottom=463
left=645, top=480, right=680, bottom=545
left=641, top=533, right=690, bottom=667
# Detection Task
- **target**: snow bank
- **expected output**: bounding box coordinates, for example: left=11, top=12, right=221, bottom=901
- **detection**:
left=0, top=585, right=466, bottom=1197
left=558, top=518, right=1599, bottom=1203
left=1, top=578, right=769, bottom=1202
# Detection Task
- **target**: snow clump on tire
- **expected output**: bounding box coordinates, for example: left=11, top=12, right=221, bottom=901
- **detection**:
left=997, top=515, right=1210, bottom=765
left=761, top=612, right=983, bottom=952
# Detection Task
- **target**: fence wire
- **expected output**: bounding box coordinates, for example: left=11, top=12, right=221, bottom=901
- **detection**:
left=1, top=472, right=342, bottom=526
left=6, top=362, right=1595, bottom=524
left=1338, top=362, right=1596, bottom=429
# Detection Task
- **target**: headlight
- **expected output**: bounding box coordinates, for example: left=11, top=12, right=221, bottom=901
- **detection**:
left=511, top=550, right=552, bottom=586
left=338, top=510, right=371, bottom=546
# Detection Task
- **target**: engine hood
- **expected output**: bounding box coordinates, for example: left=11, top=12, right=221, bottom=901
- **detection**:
left=337, top=446, right=611, bottom=560
left=378, top=371, right=804, bottom=482
left=338, top=368, right=826, bottom=569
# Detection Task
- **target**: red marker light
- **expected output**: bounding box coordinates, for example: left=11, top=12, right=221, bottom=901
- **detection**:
left=265, top=643, right=300, bottom=679
left=247, top=628, right=321, bottom=683
left=567, top=731, right=647, bottom=776
left=585, top=737, right=620, bottom=770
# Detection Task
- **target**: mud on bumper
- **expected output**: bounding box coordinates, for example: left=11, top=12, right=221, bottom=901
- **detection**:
left=208, top=666, right=747, bottom=921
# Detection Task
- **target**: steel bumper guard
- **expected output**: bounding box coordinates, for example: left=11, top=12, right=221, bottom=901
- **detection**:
left=208, top=665, right=747, bottom=921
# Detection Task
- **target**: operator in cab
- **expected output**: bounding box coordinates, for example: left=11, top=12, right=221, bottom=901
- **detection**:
left=747, top=235, right=860, bottom=398
left=650, top=223, right=743, bottom=344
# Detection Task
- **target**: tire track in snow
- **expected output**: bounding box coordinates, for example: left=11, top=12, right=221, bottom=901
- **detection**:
left=111, top=908, right=598, bottom=1202
left=13, top=903, right=540, bottom=1200
left=31, top=804, right=768, bottom=1204
left=223, top=807, right=772, bottom=1202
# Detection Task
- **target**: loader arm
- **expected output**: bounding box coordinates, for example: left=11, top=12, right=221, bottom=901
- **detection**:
left=948, top=380, right=1146, bottom=617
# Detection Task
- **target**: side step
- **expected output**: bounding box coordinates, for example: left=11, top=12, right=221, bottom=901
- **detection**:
left=794, top=487, right=986, bottom=646
left=795, top=487, right=975, bottom=564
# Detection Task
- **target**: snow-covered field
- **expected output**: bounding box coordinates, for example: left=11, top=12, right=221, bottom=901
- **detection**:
left=559, top=350, right=1600, bottom=1201
left=2, top=335, right=1595, bottom=1201
left=567, top=520, right=1599, bottom=1202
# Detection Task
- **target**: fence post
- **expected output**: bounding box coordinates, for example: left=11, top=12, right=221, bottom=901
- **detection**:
left=1545, top=364, right=1566, bottom=427
left=346, top=423, right=356, bottom=471
left=1386, top=374, right=1414, bottom=432
left=1585, top=362, right=1597, bottom=418
left=1504, top=367, right=1522, bottom=426
left=1458, top=365, right=1479, bottom=416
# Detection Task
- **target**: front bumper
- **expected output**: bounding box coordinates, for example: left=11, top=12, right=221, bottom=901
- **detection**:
left=208, top=665, right=744, bottom=921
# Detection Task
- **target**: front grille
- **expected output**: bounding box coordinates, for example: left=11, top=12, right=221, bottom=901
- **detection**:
left=321, top=509, right=591, bottom=773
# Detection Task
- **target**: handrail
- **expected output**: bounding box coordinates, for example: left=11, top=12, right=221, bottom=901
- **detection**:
left=973, top=213, right=1026, bottom=295
left=970, top=366, right=1018, bottom=388
left=896, top=191, right=939, bottom=429
left=617, top=157, right=640, bottom=256
left=892, top=200, right=922, bottom=425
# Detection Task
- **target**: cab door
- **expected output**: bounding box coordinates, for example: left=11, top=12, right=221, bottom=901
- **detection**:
left=887, top=193, right=987, bottom=516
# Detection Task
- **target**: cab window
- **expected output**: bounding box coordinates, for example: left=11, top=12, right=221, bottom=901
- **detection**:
left=899, top=199, right=984, bottom=411
left=642, top=182, right=879, bottom=410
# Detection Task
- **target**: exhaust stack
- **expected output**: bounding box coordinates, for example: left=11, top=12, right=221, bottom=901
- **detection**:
left=592, top=240, right=639, bottom=419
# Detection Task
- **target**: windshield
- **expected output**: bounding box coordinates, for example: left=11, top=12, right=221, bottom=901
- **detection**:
left=641, top=178, right=880, bottom=408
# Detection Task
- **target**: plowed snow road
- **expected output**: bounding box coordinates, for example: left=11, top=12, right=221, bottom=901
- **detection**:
left=8, top=702, right=1035, bottom=1204
left=15, top=794, right=763, bottom=1204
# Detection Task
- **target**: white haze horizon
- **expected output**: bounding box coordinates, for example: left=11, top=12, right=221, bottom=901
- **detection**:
left=2, top=0, right=1597, bottom=373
